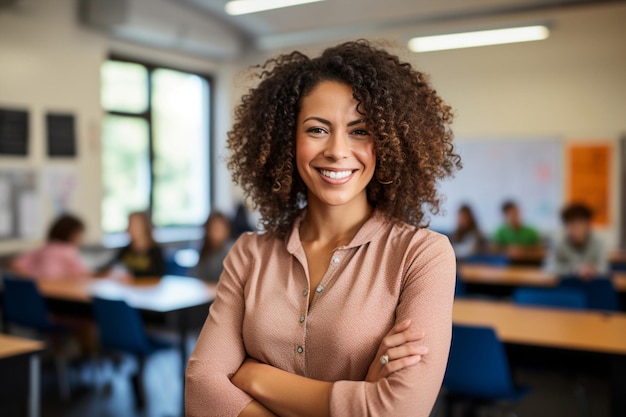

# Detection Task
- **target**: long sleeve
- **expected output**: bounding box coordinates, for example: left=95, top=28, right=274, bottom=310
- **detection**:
left=185, top=237, right=253, bottom=417
left=329, top=233, right=456, bottom=417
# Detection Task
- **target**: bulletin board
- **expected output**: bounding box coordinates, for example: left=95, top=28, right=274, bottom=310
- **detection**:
left=567, top=142, right=612, bottom=226
left=429, top=138, right=563, bottom=235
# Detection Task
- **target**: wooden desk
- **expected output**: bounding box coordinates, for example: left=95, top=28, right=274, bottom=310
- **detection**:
left=0, top=335, right=44, bottom=417
left=37, top=274, right=216, bottom=357
left=459, top=264, right=626, bottom=292
left=610, top=250, right=626, bottom=265
left=37, top=275, right=216, bottom=311
left=453, top=299, right=626, bottom=416
left=453, top=299, right=626, bottom=355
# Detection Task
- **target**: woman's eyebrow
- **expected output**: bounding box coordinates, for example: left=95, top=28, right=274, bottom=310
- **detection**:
left=302, top=117, right=365, bottom=127
left=303, top=116, right=331, bottom=126
left=347, top=119, right=365, bottom=127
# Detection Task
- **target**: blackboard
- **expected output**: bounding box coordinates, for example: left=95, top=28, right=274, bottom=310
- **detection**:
left=0, top=108, right=29, bottom=156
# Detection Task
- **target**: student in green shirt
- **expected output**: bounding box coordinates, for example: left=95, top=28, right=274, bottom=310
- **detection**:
left=493, top=201, right=542, bottom=256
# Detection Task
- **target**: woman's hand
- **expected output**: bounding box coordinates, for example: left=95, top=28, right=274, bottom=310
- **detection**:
left=365, top=319, right=428, bottom=382
left=232, top=357, right=261, bottom=394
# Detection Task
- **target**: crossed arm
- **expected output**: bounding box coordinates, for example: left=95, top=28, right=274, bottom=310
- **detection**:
left=233, top=320, right=427, bottom=417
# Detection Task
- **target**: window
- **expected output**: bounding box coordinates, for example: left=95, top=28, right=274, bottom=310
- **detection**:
left=100, top=59, right=211, bottom=234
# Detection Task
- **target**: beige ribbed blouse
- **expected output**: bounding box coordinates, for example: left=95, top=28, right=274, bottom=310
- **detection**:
left=186, top=212, right=456, bottom=417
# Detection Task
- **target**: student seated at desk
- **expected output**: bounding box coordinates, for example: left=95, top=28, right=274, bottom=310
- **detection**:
left=101, top=212, right=165, bottom=277
left=545, top=203, right=608, bottom=279
left=493, top=200, right=542, bottom=259
left=192, top=211, right=233, bottom=283
left=449, top=204, right=486, bottom=259
left=11, top=214, right=91, bottom=280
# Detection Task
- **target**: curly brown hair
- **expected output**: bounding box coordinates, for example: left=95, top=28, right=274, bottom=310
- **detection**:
left=228, top=40, right=461, bottom=237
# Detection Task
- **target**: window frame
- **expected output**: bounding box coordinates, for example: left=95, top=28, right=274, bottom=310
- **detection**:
left=102, top=54, right=216, bottom=236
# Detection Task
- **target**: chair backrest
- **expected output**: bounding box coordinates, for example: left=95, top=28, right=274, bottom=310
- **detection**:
left=513, top=287, right=587, bottom=310
left=444, top=324, right=517, bottom=399
left=559, top=277, right=620, bottom=311
left=463, top=253, right=510, bottom=266
left=454, top=274, right=466, bottom=298
left=2, top=275, right=54, bottom=331
left=92, top=297, right=153, bottom=355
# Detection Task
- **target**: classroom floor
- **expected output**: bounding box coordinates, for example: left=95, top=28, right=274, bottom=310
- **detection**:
left=35, top=346, right=610, bottom=417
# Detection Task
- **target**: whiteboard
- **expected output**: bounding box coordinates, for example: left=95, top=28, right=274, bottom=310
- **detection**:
left=429, top=138, right=563, bottom=237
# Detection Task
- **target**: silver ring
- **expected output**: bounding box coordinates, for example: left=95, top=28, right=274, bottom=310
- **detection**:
left=380, top=354, right=389, bottom=366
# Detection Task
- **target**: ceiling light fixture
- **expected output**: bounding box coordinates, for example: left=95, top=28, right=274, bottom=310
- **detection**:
left=408, top=25, right=550, bottom=53
left=225, top=0, right=325, bottom=16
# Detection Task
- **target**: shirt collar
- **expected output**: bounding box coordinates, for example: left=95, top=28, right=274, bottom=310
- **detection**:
left=285, top=210, right=389, bottom=254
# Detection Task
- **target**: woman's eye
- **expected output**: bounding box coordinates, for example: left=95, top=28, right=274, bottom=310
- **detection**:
left=351, top=129, right=370, bottom=136
left=307, top=127, right=328, bottom=135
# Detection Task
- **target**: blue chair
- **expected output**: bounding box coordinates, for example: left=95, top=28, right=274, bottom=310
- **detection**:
left=463, top=253, right=510, bottom=266
left=2, top=276, right=68, bottom=333
left=558, top=277, right=620, bottom=311
left=454, top=274, right=467, bottom=298
left=91, top=297, right=172, bottom=408
left=1, top=275, right=72, bottom=398
left=444, top=325, right=528, bottom=415
left=512, top=287, right=588, bottom=310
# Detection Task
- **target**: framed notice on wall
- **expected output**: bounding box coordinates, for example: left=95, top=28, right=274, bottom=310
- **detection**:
left=46, top=113, right=76, bottom=157
left=567, top=142, right=612, bottom=226
left=0, top=108, right=29, bottom=156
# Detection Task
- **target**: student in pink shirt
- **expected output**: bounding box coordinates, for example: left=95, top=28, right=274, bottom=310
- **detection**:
left=12, top=214, right=91, bottom=280
left=186, top=41, right=461, bottom=417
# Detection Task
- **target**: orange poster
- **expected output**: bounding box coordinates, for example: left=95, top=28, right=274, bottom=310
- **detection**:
left=567, top=142, right=612, bottom=226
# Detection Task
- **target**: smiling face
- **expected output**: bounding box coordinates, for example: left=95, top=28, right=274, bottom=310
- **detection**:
left=295, top=81, right=376, bottom=209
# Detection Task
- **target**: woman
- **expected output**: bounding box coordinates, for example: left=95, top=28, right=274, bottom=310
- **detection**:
left=450, top=204, right=485, bottom=259
left=102, top=211, right=165, bottom=277
left=192, top=211, right=233, bottom=283
left=186, top=41, right=460, bottom=417
left=12, top=213, right=91, bottom=280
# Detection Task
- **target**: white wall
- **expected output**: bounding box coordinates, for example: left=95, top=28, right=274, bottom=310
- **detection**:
left=0, top=0, right=220, bottom=253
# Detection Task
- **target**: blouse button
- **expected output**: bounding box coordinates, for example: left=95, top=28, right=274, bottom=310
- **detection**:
left=302, top=289, right=308, bottom=297
left=316, top=285, right=324, bottom=293
left=332, top=257, right=340, bottom=264
left=299, top=316, right=305, bottom=323
left=297, top=346, right=304, bottom=354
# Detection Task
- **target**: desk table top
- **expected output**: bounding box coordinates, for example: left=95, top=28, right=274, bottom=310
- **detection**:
left=36, top=275, right=217, bottom=313
left=0, top=334, right=44, bottom=359
left=453, top=298, right=626, bottom=355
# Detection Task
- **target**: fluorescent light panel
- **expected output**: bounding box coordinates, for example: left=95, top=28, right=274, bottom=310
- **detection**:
left=408, top=25, right=549, bottom=53
left=225, top=0, right=325, bottom=15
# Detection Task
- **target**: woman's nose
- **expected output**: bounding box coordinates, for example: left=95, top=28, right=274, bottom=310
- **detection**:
left=323, top=131, right=349, bottom=160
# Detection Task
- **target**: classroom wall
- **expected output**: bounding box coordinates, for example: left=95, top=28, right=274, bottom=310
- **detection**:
left=227, top=2, right=626, bottom=247
left=1, top=0, right=624, bottom=253
left=0, top=0, right=222, bottom=253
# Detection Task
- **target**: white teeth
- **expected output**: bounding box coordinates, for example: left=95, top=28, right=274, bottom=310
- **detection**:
left=320, top=169, right=352, bottom=179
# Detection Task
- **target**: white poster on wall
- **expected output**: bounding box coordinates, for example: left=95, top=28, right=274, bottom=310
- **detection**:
left=42, top=166, right=78, bottom=216
left=429, top=138, right=563, bottom=238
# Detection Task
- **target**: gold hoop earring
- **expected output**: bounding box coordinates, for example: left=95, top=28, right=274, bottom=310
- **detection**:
left=376, top=176, right=393, bottom=185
